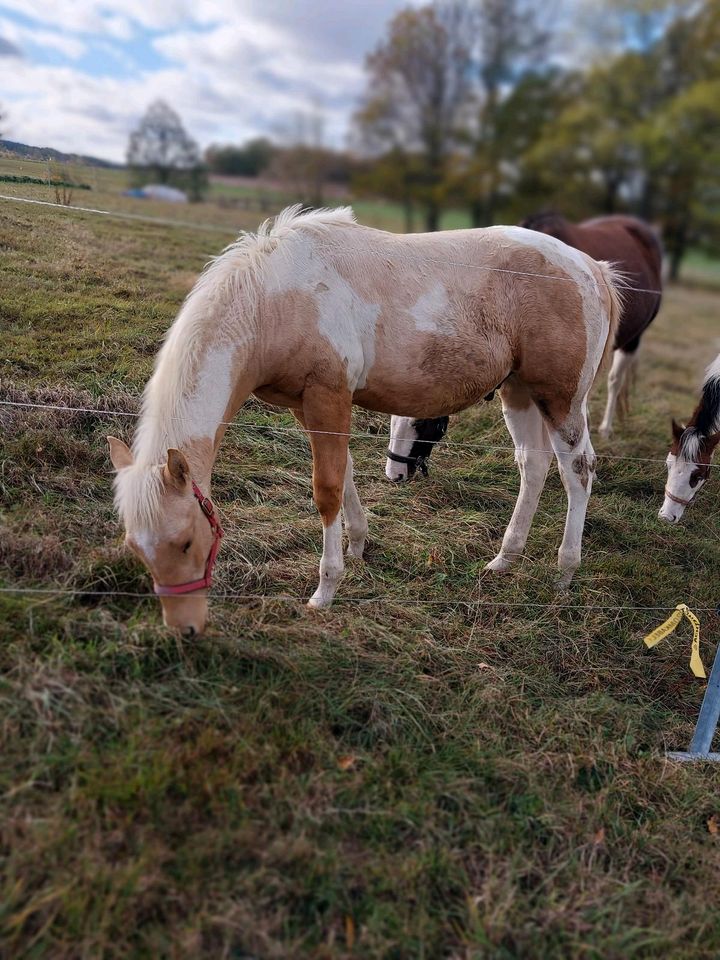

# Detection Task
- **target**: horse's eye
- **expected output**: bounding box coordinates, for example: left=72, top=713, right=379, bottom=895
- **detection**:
left=182, top=540, right=192, bottom=553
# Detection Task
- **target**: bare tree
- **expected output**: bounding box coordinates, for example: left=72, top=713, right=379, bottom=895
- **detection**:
left=270, top=103, right=331, bottom=207
left=354, top=3, right=473, bottom=231
left=127, top=100, right=206, bottom=199
left=465, top=0, right=553, bottom=225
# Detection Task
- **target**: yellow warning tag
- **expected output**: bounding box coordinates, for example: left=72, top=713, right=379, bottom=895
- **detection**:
left=644, top=604, right=706, bottom=679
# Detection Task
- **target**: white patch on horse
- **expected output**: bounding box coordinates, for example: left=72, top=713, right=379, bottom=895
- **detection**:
left=660, top=452, right=699, bottom=523
left=386, top=415, right=418, bottom=481
left=409, top=283, right=453, bottom=334
left=265, top=237, right=379, bottom=390
left=134, top=529, right=159, bottom=561
left=181, top=344, right=235, bottom=441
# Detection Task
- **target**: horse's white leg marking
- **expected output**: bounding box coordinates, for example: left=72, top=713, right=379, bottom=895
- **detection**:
left=486, top=400, right=553, bottom=573
left=599, top=348, right=636, bottom=439
left=547, top=408, right=596, bottom=588
left=309, top=514, right=345, bottom=608
left=343, top=452, right=367, bottom=558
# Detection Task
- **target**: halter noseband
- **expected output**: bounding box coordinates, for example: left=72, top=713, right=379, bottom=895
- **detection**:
left=386, top=448, right=429, bottom=477
left=153, top=480, right=224, bottom=596
left=664, top=487, right=694, bottom=508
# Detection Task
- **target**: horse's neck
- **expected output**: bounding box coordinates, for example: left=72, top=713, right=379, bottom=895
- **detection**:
left=136, top=324, right=260, bottom=487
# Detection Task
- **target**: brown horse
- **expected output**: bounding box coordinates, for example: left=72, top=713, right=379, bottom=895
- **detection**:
left=386, top=213, right=663, bottom=484
left=108, top=206, right=621, bottom=636
left=521, top=213, right=663, bottom=437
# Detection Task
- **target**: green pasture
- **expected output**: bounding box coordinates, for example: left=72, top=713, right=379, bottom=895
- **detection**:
left=2, top=174, right=720, bottom=958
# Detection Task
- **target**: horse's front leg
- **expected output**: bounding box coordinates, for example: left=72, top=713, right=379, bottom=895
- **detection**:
left=300, top=389, right=354, bottom=607
left=291, top=409, right=367, bottom=560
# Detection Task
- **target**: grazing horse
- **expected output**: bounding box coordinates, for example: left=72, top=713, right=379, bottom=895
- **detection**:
left=386, top=213, right=662, bottom=482
left=108, top=206, right=621, bottom=636
left=660, top=355, right=720, bottom=523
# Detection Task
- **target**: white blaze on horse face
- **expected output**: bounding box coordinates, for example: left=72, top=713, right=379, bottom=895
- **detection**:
left=660, top=453, right=701, bottom=523
left=264, top=238, right=379, bottom=390
left=410, top=282, right=453, bottom=334
left=386, top=415, right=418, bottom=481
left=133, top=528, right=159, bottom=563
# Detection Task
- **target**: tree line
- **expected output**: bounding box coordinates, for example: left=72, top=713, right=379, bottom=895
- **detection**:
left=353, top=0, right=720, bottom=278
left=121, top=0, right=718, bottom=277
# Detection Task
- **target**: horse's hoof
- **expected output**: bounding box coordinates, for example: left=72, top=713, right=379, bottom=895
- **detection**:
left=307, top=594, right=333, bottom=609
left=346, top=541, right=365, bottom=560
left=485, top=555, right=513, bottom=573
left=598, top=425, right=612, bottom=440
left=555, top=574, right=574, bottom=593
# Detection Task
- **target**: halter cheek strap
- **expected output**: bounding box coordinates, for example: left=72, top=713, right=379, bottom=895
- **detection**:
left=153, top=480, right=224, bottom=596
left=386, top=448, right=429, bottom=477
left=664, top=487, right=694, bottom=508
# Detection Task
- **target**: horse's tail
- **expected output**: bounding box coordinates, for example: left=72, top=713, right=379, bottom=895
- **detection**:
left=594, top=260, right=624, bottom=378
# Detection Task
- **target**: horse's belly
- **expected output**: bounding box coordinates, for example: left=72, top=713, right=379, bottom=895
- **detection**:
left=355, top=335, right=512, bottom=417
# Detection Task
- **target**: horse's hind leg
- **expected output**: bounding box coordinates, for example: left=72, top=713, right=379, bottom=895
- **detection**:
left=486, top=377, right=554, bottom=573
left=598, top=340, right=639, bottom=438
left=298, top=388, right=354, bottom=607
left=343, top=451, right=368, bottom=558
left=546, top=403, right=597, bottom=588
left=291, top=408, right=367, bottom=560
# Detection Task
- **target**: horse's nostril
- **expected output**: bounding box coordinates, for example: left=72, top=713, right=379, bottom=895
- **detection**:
left=181, top=626, right=197, bottom=638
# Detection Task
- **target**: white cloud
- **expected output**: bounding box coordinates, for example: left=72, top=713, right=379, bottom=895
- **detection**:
left=0, top=0, right=410, bottom=160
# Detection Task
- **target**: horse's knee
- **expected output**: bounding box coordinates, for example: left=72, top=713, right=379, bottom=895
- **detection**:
left=314, top=481, right=343, bottom=521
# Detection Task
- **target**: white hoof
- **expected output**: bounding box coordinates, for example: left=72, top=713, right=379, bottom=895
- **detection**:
left=598, top=423, right=612, bottom=440
left=307, top=592, right=333, bottom=609
left=485, top=554, right=513, bottom=573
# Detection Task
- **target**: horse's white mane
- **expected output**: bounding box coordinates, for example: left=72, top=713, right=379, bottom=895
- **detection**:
left=114, top=204, right=356, bottom=529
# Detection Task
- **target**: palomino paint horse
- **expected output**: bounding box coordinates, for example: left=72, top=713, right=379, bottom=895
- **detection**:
left=108, top=206, right=621, bottom=636
left=386, top=213, right=662, bottom=482
left=660, top=355, right=720, bottom=523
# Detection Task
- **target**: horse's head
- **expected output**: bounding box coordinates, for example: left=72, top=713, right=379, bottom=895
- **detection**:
left=519, top=210, right=571, bottom=244
left=108, top=437, right=222, bottom=636
left=659, top=419, right=720, bottom=523
left=385, top=416, right=449, bottom=482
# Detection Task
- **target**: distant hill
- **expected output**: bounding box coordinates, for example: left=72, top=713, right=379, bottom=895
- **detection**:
left=0, top=139, right=120, bottom=168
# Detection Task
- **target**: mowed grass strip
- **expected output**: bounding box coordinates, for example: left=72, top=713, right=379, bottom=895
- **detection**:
left=2, top=197, right=720, bottom=959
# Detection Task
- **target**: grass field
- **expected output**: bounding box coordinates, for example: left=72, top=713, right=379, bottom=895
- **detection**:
left=3, top=174, right=720, bottom=959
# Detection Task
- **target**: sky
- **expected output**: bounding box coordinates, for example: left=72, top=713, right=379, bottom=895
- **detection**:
left=0, top=0, right=413, bottom=162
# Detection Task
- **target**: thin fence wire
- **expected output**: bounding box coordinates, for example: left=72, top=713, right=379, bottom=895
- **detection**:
left=0, top=192, right=234, bottom=235
left=0, top=192, right=664, bottom=297
left=0, top=398, right=691, bottom=467
left=1, top=585, right=716, bottom=613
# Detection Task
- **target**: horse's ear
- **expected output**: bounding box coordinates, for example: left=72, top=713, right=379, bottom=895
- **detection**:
left=107, top=436, right=133, bottom=470
left=671, top=419, right=685, bottom=441
left=165, top=448, right=190, bottom=489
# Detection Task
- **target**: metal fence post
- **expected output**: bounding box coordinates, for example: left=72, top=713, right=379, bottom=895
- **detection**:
left=667, top=641, right=720, bottom=762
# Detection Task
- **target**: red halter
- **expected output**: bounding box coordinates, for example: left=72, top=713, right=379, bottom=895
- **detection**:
left=153, top=480, right=224, bottom=596
left=664, top=487, right=694, bottom=508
